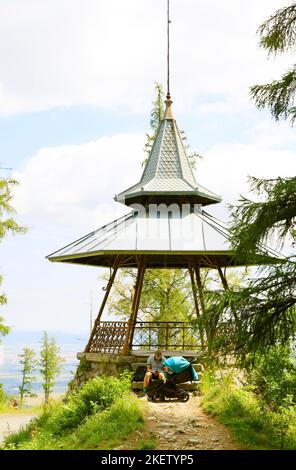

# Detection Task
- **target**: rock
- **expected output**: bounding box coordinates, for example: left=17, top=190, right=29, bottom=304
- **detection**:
left=147, top=416, right=157, bottom=421
left=186, top=438, right=202, bottom=446
left=188, top=418, right=198, bottom=424
left=176, top=429, right=186, bottom=434
left=191, top=423, right=207, bottom=428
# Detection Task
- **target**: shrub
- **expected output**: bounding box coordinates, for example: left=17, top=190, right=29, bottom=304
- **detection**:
left=249, top=345, right=296, bottom=410
left=2, top=374, right=143, bottom=450
left=43, top=374, right=132, bottom=435
left=200, top=370, right=296, bottom=449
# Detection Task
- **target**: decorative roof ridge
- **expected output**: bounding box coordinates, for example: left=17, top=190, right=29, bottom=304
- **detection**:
left=173, top=119, right=199, bottom=186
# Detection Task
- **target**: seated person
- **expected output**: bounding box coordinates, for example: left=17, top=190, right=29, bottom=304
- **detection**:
left=143, top=349, right=168, bottom=394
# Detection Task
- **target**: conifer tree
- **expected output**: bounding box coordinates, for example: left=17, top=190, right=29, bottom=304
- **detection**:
left=18, top=347, right=36, bottom=407
left=39, top=332, right=64, bottom=405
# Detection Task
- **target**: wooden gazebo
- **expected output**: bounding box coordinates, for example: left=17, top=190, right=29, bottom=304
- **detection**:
left=47, top=3, right=279, bottom=366
left=47, top=96, right=276, bottom=360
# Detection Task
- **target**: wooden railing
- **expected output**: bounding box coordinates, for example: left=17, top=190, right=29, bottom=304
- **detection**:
left=86, top=320, right=200, bottom=353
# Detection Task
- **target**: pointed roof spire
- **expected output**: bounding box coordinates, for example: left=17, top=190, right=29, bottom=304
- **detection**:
left=114, top=104, right=221, bottom=208
left=114, top=0, right=221, bottom=208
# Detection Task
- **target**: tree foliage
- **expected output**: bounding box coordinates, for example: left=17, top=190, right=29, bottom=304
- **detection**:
left=230, top=176, right=296, bottom=261
left=250, top=2, right=296, bottom=123
left=250, top=344, right=296, bottom=411
left=209, top=4, right=296, bottom=361
left=0, top=172, right=26, bottom=341
left=210, top=176, right=296, bottom=361
left=0, top=176, right=26, bottom=240
left=106, top=268, right=194, bottom=323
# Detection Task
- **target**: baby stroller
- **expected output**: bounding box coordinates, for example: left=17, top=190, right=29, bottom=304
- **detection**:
left=147, top=356, right=198, bottom=402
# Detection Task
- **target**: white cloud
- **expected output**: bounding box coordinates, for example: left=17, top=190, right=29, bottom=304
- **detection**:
left=199, top=142, right=295, bottom=208
left=13, top=133, right=146, bottom=228
left=252, top=120, right=296, bottom=149
left=13, top=121, right=296, bottom=229
left=0, top=0, right=291, bottom=116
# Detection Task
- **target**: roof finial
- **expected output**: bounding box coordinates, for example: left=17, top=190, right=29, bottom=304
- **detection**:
left=164, top=0, right=174, bottom=119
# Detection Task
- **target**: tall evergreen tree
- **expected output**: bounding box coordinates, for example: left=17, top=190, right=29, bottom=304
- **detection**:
left=18, top=347, right=36, bottom=407
left=39, top=332, right=64, bottom=405
left=213, top=3, right=296, bottom=360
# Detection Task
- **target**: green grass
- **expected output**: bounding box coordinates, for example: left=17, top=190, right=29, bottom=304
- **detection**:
left=138, top=438, right=157, bottom=450
left=200, top=372, right=296, bottom=450
left=2, top=375, right=145, bottom=450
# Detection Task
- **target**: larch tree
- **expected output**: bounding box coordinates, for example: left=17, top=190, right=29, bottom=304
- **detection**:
left=212, top=2, right=296, bottom=361
left=250, top=2, right=296, bottom=124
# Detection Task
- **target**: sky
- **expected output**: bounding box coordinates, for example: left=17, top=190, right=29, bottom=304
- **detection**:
left=0, top=0, right=295, bottom=336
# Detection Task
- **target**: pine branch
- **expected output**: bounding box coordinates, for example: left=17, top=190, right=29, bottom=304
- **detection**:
left=250, top=66, right=296, bottom=122
left=258, top=3, right=296, bottom=54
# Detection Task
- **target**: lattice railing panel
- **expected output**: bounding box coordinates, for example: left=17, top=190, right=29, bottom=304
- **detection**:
left=132, top=321, right=200, bottom=350
left=86, top=321, right=200, bottom=353
left=88, top=321, right=128, bottom=353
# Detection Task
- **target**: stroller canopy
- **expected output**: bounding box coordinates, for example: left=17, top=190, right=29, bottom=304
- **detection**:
left=163, top=356, right=198, bottom=381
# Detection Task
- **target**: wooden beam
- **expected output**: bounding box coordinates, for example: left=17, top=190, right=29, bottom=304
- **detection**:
left=122, top=257, right=146, bottom=355
left=194, top=266, right=206, bottom=317
left=188, top=263, right=205, bottom=349
left=84, top=256, right=121, bottom=352
left=217, top=265, right=229, bottom=290
left=217, top=265, right=240, bottom=326
left=128, top=262, right=146, bottom=350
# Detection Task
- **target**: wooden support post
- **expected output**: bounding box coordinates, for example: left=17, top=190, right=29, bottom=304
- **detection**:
left=217, top=265, right=240, bottom=326
left=122, top=258, right=146, bottom=355
left=217, top=265, right=229, bottom=290
left=84, top=256, right=121, bottom=352
left=188, top=263, right=205, bottom=349
left=194, top=265, right=211, bottom=348
left=194, top=266, right=206, bottom=317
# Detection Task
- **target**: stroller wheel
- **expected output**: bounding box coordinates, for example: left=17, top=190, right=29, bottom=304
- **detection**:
left=152, top=392, right=165, bottom=402
left=177, top=390, right=190, bottom=402
left=158, top=393, right=166, bottom=402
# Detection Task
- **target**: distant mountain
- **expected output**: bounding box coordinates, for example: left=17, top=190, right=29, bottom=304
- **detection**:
left=1, top=330, right=88, bottom=345
left=0, top=330, right=89, bottom=395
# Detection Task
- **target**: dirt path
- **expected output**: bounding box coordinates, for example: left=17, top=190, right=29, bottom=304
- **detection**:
left=0, top=414, right=38, bottom=444
left=143, top=396, right=242, bottom=450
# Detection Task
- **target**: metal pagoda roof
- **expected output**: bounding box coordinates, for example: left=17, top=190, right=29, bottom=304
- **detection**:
left=115, top=99, right=221, bottom=208
left=46, top=96, right=282, bottom=269
left=47, top=208, right=280, bottom=269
